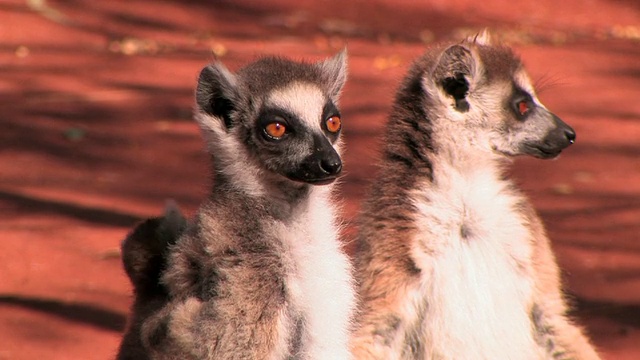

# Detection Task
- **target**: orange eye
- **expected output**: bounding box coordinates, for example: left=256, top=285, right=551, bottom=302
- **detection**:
left=518, top=100, right=530, bottom=116
left=326, top=115, right=341, bottom=133
left=265, top=122, right=286, bottom=139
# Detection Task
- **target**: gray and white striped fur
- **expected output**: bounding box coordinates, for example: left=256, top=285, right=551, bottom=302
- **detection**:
left=350, top=31, right=600, bottom=360
left=119, top=51, right=355, bottom=360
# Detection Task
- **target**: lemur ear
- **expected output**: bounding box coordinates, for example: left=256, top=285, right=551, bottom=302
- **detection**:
left=466, top=29, right=492, bottom=46
left=434, top=44, right=477, bottom=112
left=196, top=62, right=239, bottom=129
left=316, top=49, right=348, bottom=99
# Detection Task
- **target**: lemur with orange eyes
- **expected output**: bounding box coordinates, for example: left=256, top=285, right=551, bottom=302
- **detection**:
left=117, top=52, right=355, bottom=360
left=350, top=32, right=600, bottom=360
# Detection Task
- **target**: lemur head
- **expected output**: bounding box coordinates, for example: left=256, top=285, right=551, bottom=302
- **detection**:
left=195, top=51, right=347, bottom=196
left=423, top=30, right=575, bottom=159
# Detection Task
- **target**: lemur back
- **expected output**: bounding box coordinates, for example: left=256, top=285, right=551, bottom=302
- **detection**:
left=350, top=32, right=600, bottom=360
left=116, top=52, right=355, bottom=359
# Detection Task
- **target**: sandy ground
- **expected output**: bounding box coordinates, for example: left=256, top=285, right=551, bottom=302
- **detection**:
left=0, top=0, right=639, bottom=359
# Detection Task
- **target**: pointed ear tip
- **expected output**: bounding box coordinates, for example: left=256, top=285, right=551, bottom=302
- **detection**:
left=325, top=48, right=348, bottom=67
left=208, top=61, right=230, bottom=75
left=198, top=63, right=218, bottom=81
left=202, top=59, right=234, bottom=74
left=467, top=28, right=492, bottom=45
left=198, top=61, right=238, bottom=93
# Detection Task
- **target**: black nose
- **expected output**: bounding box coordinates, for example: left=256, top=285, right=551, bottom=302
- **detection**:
left=553, top=114, right=576, bottom=146
left=320, top=154, right=342, bottom=176
left=564, top=127, right=576, bottom=144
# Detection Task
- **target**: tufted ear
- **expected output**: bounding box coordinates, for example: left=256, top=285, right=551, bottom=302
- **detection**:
left=466, top=28, right=492, bottom=46
left=196, top=62, right=239, bottom=129
left=433, top=44, right=479, bottom=112
left=316, top=49, right=348, bottom=99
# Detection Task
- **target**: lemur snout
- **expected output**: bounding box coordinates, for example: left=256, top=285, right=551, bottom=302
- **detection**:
left=303, top=143, right=342, bottom=185
left=547, top=115, right=576, bottom=149
left=562, top=121, right=576, bottom=145
left=319, top=151, right=342, bottom=176
left=527, top=114, right=576, bottom=159
left=284, top=135, right=342, bottom=185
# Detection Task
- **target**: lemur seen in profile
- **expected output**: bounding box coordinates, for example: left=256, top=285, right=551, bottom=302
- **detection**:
left=350, top=32, right=600, bottom=359
left=116, top=51, right=355, bottom=359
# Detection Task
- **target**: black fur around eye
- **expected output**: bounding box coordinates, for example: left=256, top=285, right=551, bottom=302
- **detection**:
left=511, top=91, right=535, bottom=120
left=321, top=101, right=342, bottom=138
left=258, top=109, right=296, bottom=142
left=264, top=122, right=287, bottom=140
left=325, top=116, right=341, bottom=133
left=517, top=100, right=530, bottom=116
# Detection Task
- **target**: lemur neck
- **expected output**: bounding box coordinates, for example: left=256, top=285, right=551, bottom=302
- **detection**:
left=427, top=114, right=509, bottom=180
left=210, top=171, right=327, bottom=222
left=383, top=117, right=508, bottom=189
left=433, top=142, right=505, bottom=178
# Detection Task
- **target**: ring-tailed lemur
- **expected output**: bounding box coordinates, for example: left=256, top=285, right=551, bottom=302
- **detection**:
left=350, top=32, right=600, bottom=360
left=117, top=51, right=355, bottom=360
left=117, top=201, right=187, bottom=360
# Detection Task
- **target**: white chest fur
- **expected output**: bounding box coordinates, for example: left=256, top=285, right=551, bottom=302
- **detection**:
left=273, top=187, right=355, bottom=359
left=409, top=165, right=543, bottom=359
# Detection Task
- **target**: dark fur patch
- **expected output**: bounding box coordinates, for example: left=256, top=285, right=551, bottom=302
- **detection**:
left=321, top=100, right=341, bottom=142
left=196, top=267, right=220, bottom=302
left=442, top=73, right=470, bottom=112
left=383, top=149, right=417, bottom=170
left=197, top=65, right=236, bottom=129
left=383, top=72, right=435, bottom=181
left=182, top=256, right=220, bottom=302
left=372, top=315, right=402, bottom=347
left=460, top=222, right=473, bottom=240
left=402, top=330, right=425, bottom=360
left=288, top=315, right=306, bottom=357
left=530, top=304, right=567, bottom=358
left=147, top=316, right=170, bottom=348
left=402, top=296, right=427, bottom=359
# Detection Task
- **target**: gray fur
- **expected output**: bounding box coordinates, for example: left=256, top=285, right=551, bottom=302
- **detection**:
left=118, top=52, right=355, bottom=360
left=117, top=201, right=187, bottom=360
left=351, top=34, right=599, bottom=359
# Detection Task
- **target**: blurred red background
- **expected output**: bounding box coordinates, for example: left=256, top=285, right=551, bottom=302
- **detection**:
left=1, top=0, right=638, bottom=359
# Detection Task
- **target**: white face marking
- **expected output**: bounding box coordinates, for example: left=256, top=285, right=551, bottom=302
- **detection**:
left=267, top=82, right=327, bottom=132
left=513, top=70, right=541, bottom=107
left=266, top=82, right=343, bottom=161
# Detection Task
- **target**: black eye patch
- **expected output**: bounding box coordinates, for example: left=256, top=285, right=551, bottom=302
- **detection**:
left=322, top=100, right=340, bottom=120
left=322, top=100, right=341, bottom=138
left=257, top=108, right=299, bottom=141
left=510, top=88, right=535, bottom=120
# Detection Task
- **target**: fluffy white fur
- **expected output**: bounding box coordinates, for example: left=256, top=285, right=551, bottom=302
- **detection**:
left=273, top=185, right=355, bottom=359
left=409, top=156, right=543, bottom=359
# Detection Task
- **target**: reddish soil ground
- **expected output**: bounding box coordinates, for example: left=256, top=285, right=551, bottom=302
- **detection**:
left=1, top=0, right=639, bottom=359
